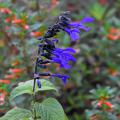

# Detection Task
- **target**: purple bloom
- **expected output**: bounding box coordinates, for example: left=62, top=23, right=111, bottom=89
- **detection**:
left=36, top=79, right=41, bottom=88
left=63, top=17, right=94, bottom=41
left=64, top=28, right=80, bottom=41
left=51, top=47, right=76, bottom=69
left=34, top=12, right=94, bottom=91
left=80, top=17, right=94, bottom=23
left=52, top=73, right=69, bottom=84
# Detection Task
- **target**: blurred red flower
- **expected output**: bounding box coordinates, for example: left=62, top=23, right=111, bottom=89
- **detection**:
left=107, top=28, right=120, bottom=41
left=4, top=74, right=15, bottom=79
left=12, top=60, right=20, bottom=66
left=23, top=24, right=30, bottom=30
left=0, top=89, right=7, bottom=105
left=97, top=100, right=113, bottom=110
left=9, top=68, right=23, bottom=73
left=51, top=0, right=58, bottom=8
left=0, top=79, right=10, bottom=84
left=0, top=7, right=12, bottom=14
left=31, top=31, right=42, bottom=37
left=12, top=19, right=23, bottom=24
left=99, top=0, right=107, bottom=5
left=5, top=17, right=11, bottom=23
left=108, top=68, right=119, bottom=77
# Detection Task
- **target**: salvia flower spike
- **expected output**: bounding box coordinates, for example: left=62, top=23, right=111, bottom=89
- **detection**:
left=33, top=11, right=93, bottom=90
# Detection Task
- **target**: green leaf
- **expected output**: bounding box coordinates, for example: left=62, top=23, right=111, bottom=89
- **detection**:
left=64, top=115, right=69, bottom=120
left=10, top=79, right=57, bottom=101
left=89, top=2, right=106, bottom=20
left=35, top=98, right=67, bottom=120
left=0, top=108, right=32, bottom=120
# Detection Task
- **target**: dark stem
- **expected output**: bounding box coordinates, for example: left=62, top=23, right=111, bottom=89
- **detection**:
left=33, top=57, right=39, bottom=93
left=32, top=57, right=39, bottom=120
left=32, top=37, right=45, bottom=120
left=33, top=37, right=45, bottom=94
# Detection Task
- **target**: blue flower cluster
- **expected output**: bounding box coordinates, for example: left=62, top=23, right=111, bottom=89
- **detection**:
left=51, top=47, right=76, bottom=69
left=43, top=11, right=94, bottom=41
left=35, top=12, right=93, bottom=88
left=63, top=17, right=94, bottom=41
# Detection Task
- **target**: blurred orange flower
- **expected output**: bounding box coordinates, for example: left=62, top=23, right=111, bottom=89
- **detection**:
left=108, top=68, right=119, bottom=77
left=12, top=60, right=20, bottom=66
left=0, top=93, right=7, bottom=105
left=0, top=79, right=10, bottom=84
left=107, top=28, right=120, bottom=41
left=31, top=31, right=42, bottom=37
left=51, top=0, right=58, bottom=8
left=5, top=17, right=11, bottom=23
left=0, top=89, right=7, bottom=105
left=11, top=16, right=30, bottom=30
left=9, top=68, right=23, bottom=74
left=1, top=7, right=30, bottom=32
left=4, top=74, right=15, bottom=79
left=97, top=100, right=113, bottom=110
left=23, top=24, right=30, bottom=30
left=0, top=7, right=12, bottom=14
left=6, top=68, right=23, bottom=79
left=12, top=19, right=23, bottom=24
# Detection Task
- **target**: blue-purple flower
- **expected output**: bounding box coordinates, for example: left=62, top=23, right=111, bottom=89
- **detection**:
left=52, top=73, right=69, bottom=84
left=36, top=79, right=41, bottom=88
left=63, top=28, right=80, bottom=41
left=63, top=17, right=94, bottom=41
left=51, top=47, right=76, bottom=69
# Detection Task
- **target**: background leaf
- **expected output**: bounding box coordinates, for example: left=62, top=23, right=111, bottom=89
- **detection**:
left=89, top=2, right=106, bottom=20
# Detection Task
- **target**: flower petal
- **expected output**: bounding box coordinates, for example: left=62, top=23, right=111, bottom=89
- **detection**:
left=52, top=74, right=69, bottom=84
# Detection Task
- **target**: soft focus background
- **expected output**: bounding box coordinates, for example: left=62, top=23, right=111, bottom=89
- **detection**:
left=0, top=0, right=120, bottom=120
